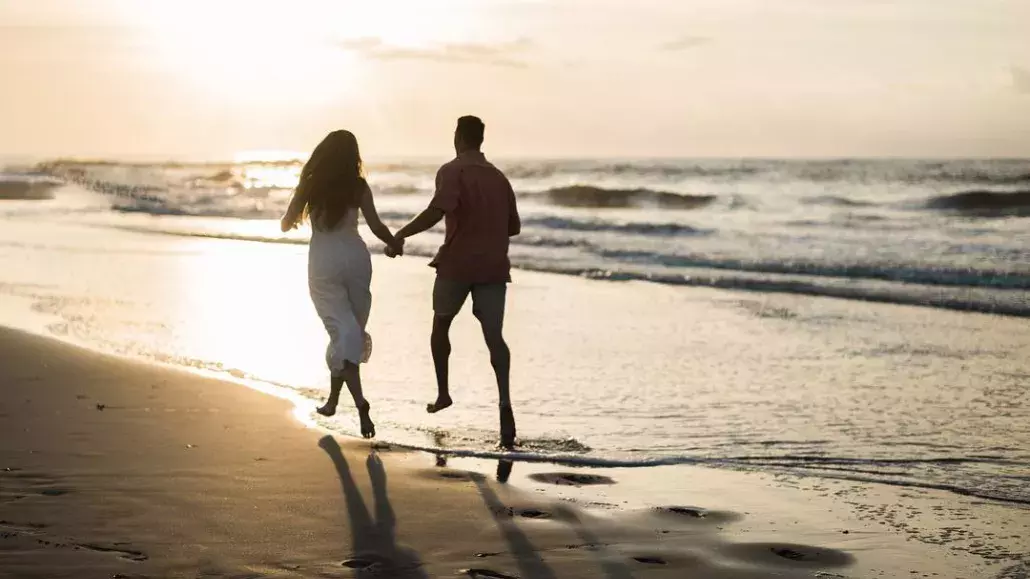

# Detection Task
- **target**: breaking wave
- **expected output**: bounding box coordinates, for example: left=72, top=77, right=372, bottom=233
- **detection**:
left=543, top=185, right=717, bottom=209
left=0, top=173, right=63, bottom=200
left=926, top=190, right=1030, bottom=216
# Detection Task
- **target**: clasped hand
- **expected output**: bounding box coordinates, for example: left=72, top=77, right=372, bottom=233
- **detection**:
left=385, top=238, right=405, bottom=258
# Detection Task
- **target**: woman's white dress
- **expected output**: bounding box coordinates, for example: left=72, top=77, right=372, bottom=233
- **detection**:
left=308, top=208, right=372, bottom=373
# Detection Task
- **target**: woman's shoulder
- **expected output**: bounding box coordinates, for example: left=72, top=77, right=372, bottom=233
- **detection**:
left=356, top=177, right=373, bottom=199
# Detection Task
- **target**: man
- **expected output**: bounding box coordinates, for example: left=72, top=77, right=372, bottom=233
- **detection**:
left=394, top=115, right=521, bottom=449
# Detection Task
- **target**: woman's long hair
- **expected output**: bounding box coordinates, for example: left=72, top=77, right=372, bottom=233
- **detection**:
left=285, top=130, right=365, bottom=231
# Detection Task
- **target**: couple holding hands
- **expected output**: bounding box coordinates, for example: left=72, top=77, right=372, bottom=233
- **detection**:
left=281, top=116, right=520, bottom=449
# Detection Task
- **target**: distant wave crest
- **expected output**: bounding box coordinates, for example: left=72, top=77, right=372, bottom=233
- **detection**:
left=0, top=174, right=62, bottom=200
left=502, top=161, right=761, bottom=180
left=522, top=215, right=707, bottom=236
left=802, top=195, right=877, bottom=208
left=926, top=190, right=1030, bottom=215
left=544, top=185, right=717, bottom=209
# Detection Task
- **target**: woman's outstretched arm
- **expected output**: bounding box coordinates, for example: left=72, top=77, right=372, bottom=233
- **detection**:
left=360, top=183, right=404, bottom=255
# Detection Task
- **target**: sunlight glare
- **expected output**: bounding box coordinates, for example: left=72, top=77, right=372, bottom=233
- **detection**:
left=233, top=150, right=305, bottom=189
left=125, top=0, right=483, bottom=105
left=132, top=0, right=357, bottom=104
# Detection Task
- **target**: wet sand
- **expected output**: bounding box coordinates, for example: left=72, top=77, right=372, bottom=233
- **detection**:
left=4, top=326, right=1027, bottom=578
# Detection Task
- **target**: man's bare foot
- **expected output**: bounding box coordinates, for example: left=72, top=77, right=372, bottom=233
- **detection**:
left=316, top=400, right=338, bottom=417
left=499, top=403, right=516, bottom=450
left=426, top=395, right=453, bottom=414
left=358, top=402, right=375, bottom=439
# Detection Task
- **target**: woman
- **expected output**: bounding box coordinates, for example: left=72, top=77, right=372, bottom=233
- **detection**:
left=281, top=130, right=402, bottom=438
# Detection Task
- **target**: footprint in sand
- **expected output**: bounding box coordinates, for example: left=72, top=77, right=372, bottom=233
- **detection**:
left=342, top=557, right=378, bottom=569
left=722, top=542, right=854, bottom=567
left=772, top=547, right=808, bottom=561
left=40, top=489, right=70, bottom=497
left=418, top=467, right=477, bottom=483
left=654, top=505, right=743, bottom=524
left=487, top=505, right=559, bottom=520
left=632, top=556, right=668, bottom=565
left=76, top=543, right=149, bottom=562
left=528, top=472, right=615, bottom=487
left=462, top=569, right=518, bottom=579
left=0, top=521, right=46, bottom=535
left=665, top=506, right=706, bottom=518
left=341, top=554, right=394, bottom=570
left=514, top=508, right=552, bottom=520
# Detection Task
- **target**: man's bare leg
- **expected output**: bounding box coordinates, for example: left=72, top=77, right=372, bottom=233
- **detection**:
left=480, top=319, right=515, bottom=449
left=427, top=314, right=454, bottom=413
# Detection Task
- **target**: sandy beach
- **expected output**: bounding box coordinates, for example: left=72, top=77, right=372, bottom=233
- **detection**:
left=0, top=326, right=868, bottom=579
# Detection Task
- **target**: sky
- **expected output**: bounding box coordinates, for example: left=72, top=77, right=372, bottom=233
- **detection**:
left=1, top=0, right=1029, bottom=159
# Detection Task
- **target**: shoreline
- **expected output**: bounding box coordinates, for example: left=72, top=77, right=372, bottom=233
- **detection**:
left=2, top=326, right=1028, bottom=578
left=3, top=231, right=1026, bottom=484
left=1, top=219, right=1029, bottom=500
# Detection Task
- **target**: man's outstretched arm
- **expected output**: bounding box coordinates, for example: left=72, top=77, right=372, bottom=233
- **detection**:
left=399, top=165, right=456, bottom=240
left=397, top=207, right=444, bottom=240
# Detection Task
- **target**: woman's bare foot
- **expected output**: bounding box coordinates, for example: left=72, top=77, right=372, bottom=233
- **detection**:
left=316, top=399, right=339, bottom=417
left=358, top=401, right=375, bottom=439
left=426, top=394, right=453, bottom=414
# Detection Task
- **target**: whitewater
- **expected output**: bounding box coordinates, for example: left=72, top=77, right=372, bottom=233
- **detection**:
left=10, top=157, right=1028, bottom=317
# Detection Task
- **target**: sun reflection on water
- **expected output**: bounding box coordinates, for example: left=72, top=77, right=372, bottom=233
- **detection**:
left=232, top=150, right=305, bottom=190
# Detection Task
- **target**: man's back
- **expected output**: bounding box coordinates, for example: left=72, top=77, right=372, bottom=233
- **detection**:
left=429, top=151, right=520, bottom=284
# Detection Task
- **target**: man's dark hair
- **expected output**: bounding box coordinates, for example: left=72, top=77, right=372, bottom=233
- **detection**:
left=456, top=115, right=485, bottom=149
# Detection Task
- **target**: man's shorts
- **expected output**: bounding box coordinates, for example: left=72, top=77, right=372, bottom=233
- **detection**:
left=433, top=277, right=507, bottom=330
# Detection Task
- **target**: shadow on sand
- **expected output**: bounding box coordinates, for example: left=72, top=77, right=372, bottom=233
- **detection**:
left=321, top=440, right=637, bottom=579
left=319, top=436, right=428, bottom=578
left=468, top=466, right=560, bottom=579
left=467, top=459, right=635, bottom=579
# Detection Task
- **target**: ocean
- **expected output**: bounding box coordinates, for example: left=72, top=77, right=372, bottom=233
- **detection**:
left=1, top=157, right=1028, bottom=509
left=13, top=157, right=1030, bottom=316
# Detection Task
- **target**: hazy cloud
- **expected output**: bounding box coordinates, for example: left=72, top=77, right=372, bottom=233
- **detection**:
left=1012, top=66, right=1030, bottom=94
left=339, top=37, right=532, bottom=69
left=659, top=36, right=711, bottom=51
left=337, top=37, right=383, bottom=52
